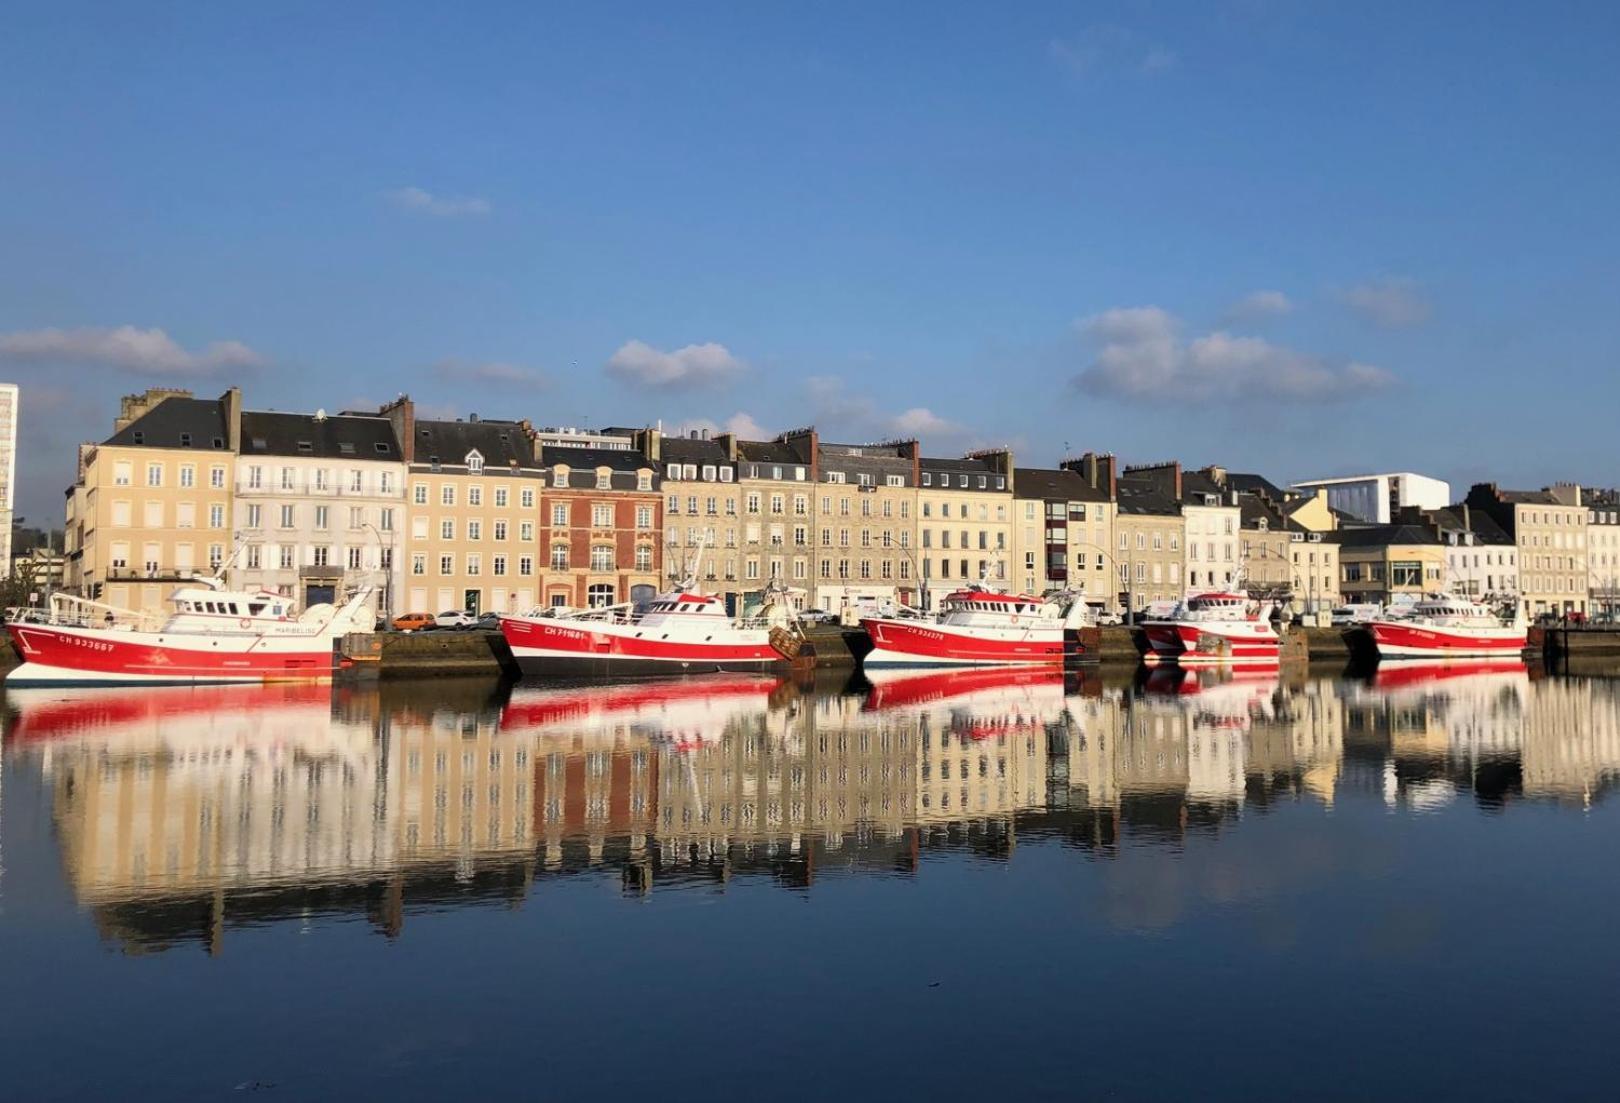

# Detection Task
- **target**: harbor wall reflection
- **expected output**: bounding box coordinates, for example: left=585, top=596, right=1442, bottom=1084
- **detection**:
left=5, top=660, right=1620, bottom=952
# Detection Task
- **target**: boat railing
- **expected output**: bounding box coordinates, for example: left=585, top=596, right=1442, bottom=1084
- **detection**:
left=6, top=592, right=168, bottom=633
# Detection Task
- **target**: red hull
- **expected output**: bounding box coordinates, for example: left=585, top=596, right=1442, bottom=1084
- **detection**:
left=5, top=623, right=338, bottom=685
left=1139, top=623, right=1280, bottom=666
left=861, top=618, right=1065, bottom=667
left=500, top=615, right=780, bottom=673
left=1363, top=621, right=1526, bottom=659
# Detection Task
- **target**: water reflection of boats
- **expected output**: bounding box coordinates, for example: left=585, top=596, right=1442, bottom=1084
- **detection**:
left=3, top=682, right=336, bottom=744
left=499, top=674, right=788, bottom=749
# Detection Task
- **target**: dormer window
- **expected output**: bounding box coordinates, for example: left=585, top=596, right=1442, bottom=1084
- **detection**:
left=296, top=441, right=313, bottom=453
left=552, top=466, right=569, bottom=488
left=1257, top=518, right=1268, bottom=532
left=595, top=469, right=611, bottom=490
left=636, top=472, right=652, bottom=491
left=466, top=450, right=484, bottom=475
left=179, top=433, right=192, bottom=447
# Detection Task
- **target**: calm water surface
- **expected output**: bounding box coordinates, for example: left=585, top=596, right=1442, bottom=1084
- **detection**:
left=2, top=663, right=1618, bottom=1101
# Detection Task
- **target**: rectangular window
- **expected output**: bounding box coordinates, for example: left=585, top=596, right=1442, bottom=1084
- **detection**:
left=280, top=505, right=295, bottom=528
left=552, top=504, right=569, bottom=526
left=520, top=488, right=535, bottom=509
left=315, top=506, right=330, bottom=530
left=494, top=487, right=509, bottom=508
left=468, top=486, right=482, bottom=507
left=441, top=485, right=455, bottom=506
left=146, top=463, right=163, bottom=487
left=466, top=555, right=481, bottom=576
left=494, top=520, right=507, bottom=540
left=439, top=555, right=454, bottom=575
left=414, top=484, right=428, bottom=505
left=279, top=545, right=295, bottom=569
left=519, top=521, right=534, bottom=542
left=440, top=519, right=454, bottom=540
left=412, top=554, right=426, bottom=575
left=493, top=555, right=507, bottom=576
left=636, top=505, right=653, bottom=529
left=518, top=555, right=534, bottom=576
left=179, top=465, right=195, bottom=488
left=592, top=504, right=613, bottom=527
left=468, top=520, right=481, bottom=541
left=209, top=504, right=224, bottom=528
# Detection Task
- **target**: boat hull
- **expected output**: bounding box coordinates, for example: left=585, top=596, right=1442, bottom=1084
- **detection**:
left=1356, top=620, right=1527, bottom=660
left=1137, top=622, right=1281, bottom=667
left=859, top=617, right=1078, bottom=667
left=4, top=623, right=338, bottom=686
left=500, top=615, right=782, bottom=679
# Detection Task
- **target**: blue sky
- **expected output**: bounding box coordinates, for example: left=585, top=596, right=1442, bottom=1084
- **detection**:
left=3, top=1, right=1618, bottom=524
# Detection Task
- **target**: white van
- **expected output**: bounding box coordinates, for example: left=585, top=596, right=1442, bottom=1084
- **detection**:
left=1330, top=603, right=1381, bottom=626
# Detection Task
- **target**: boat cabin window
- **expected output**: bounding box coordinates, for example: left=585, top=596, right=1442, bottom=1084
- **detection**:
left=248, top=602, right=266, bottom=616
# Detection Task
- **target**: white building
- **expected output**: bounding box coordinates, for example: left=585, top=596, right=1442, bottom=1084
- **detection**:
left=232, top=410, right=408, bottom=617
left=1290, top=472, right=1450, bottom=525
left=0, top=382, right=16, bottom=574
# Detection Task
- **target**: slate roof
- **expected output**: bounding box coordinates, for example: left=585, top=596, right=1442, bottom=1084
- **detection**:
left=543, top=445, right=656, bottom=490
left=240, top=411, right=400, bottom=460
left=736, top=439, right=805, bottom=465
left=1013, top=467, right=1110, bottom=503
left=104, top=396, right=231, bottom=449
left=1428, top=507, right=1515, bottom=544
left=1334, top=523, right=1441, bottom=548
left=1225, top=472, right=1289, bottom=501
left=1115, top=483, right=1181, bottom=517
left=1239, top=493, right=1285, bottom=530
left=414, top=419, right=537, bottom=470
left=662, top=436, right=733, bottom=468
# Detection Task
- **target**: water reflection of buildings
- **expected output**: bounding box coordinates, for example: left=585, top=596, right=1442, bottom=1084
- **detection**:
left=6, top=661, right=1620, bottom=951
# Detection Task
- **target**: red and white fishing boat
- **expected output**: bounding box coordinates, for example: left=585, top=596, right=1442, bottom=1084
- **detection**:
left=1352, top=594, right=1526, bottom=660
left=1137, top=591, right=1281, bottom=666
left=499, top=585, right=795, bottom=679
left=859, top=586, right=1093, bottom=668
left=4, top=579, right=376, bottom=687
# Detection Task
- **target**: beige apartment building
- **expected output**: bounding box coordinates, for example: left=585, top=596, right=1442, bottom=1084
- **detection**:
left=917, top=451, right=1014, bottom=609
left=1583, top=491, right=1620, bottom=616
left=1336, top=522, right=1445, bottom=605
left=232, top=409, right=407, bottom=615
left=1012, top=463, right=1113, bottom=605
left=64, top=387, right=240, bottom=611
left=1112, top=483, right=1184, bottom=615
left=727, top=432, right=817, bottom=606
left=810, top=438, right=919, bottom=611
left=1467, top=483, right=1588, bottom=617
left=375, top=398, right=546, bottom=616
left=659, top=432, right=744, bottom=602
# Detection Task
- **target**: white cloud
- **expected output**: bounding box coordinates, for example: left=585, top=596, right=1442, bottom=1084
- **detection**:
left=1340, top=277, right=1432, bottom=327
left=889, top=407, right=963, bottom=438
left=385, top=186, right=492, bottom=217
left=1224, top=290, right=1293, bottom=323
left=432, top=359, right=546, bottom=389
left=1050, top=27, right=1178, bottom=78
left=1073, top=305, right=1394, bottom=403
left=670, top=412, right=771, bottom=440
left=606, top=340, right=745, bottom=389
left=0, top=325, right=264, bottom=376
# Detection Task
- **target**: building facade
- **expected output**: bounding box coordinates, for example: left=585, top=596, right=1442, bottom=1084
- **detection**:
left=232, top=410, right=406, bottom=615
left=727, top=432, right=816, bottom=607
left=1584, top=490, right=1620, bottom=617
left=0, top=382, right=16, bottom=575
left=379, top=399, right=547, bottom=616
left=64, top=388, right=240, bottom=612
left=917, top=451, right=1013, bottom=609
left=659, top=432, right=743, bottom=605
left=1336, top=523, right=1445, bottom=606
left=1112, top=484, right=1184, bottom=615
left=1290, top=472, right=1451, bottom=525
left=1012, top=464, right=1113, bottom=604
left=540, top=444, right=662, bottom=610
left=1465, top=483, right=1588, bottom=618
left=811, top=439, right=919, bottom=612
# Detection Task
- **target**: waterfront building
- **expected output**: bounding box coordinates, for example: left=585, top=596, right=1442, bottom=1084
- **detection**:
left=232, top=409, right=406, bottom=616
left=1583, top=489, right=1620, bottom=617
left=538, top=441, right=662, bottom=611
left=1464, top=482, right=1588, bottom=618
left=726, top=430, right=816, bottom=608
left=1112, top=482, right=1184, bottom=615
left=375, top=398, right=546, bottom=616
left=658, top=430, right=744, bottom=607
left=1013, top=462, right=1113, bottom=603
left=62, top=387, right=240, bottom=612
left=1290, top=472, right=1451, bottom=525
left=809, top=437, right=919, bottom=612
left=1335, top=520, right=1445, bottom=605
left=1120, top=461, right=1242, bottom=599
left=916, top=450, right=1014, bottom=609
left=1428, top=505, right=1519, bottom=603
left=0, top=382, right=16, bottom=575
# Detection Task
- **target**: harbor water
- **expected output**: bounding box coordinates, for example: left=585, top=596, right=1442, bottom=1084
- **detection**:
left=2, top=664, right=1618, bottom=1100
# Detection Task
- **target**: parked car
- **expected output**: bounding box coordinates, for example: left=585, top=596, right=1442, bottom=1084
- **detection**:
left=1095, top=612, right=1123, bottom=627
left=391, top=612, right=436, bottom=633
left=1329, top=604, right=1382, bottom=626
left=435, top=610, right=479, bottom=630
left=475, top=612, right=502, bottom=631
left=800, top=608, right=836, bottom=625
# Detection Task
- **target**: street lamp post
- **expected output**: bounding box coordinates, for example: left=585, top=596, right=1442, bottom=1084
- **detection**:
left=362, top=522, right=394, bottom=620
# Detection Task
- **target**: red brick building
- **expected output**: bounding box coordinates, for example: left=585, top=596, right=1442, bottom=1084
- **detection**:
left=538, top=445, right=663, bottom=609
